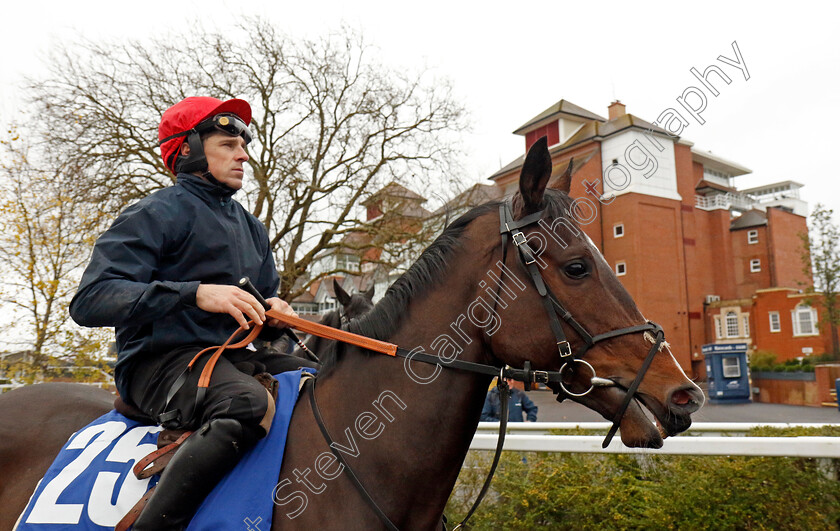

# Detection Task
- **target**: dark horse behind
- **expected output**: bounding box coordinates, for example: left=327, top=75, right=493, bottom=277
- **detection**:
left=266, top=279, right=374, bottom=360
left=300, top=279, right=375, bottom=358
left=0, top=138, right=703, bottom=530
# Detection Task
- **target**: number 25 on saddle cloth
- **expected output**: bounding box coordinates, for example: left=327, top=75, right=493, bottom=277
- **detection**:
left=15, top=368, right=314, bottom=531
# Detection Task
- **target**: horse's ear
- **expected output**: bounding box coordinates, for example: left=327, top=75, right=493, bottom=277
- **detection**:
left=555, top=158, right=574, bottom=194
left=363, top=285, right=375, bottom=301
left=333, top=279, right=351, bottom=306
left=518, top=137, right=552, bottom=212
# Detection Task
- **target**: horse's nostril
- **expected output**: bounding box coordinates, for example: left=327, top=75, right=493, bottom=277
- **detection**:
left=669, top=386, right=704, bottom=412
left=671, top=389, right=692, bottom=406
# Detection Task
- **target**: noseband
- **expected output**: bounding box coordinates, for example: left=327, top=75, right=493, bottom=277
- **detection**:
left=497, top=201, right=665, bottom=443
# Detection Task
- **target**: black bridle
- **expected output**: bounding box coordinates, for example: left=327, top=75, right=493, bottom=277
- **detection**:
left=496, top=201, right=666, bottom=415
left=306, top=199, right=667, bottom=530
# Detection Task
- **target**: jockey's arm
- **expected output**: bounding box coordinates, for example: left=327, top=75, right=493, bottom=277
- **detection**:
left=70, top=203, right=200, bottom=328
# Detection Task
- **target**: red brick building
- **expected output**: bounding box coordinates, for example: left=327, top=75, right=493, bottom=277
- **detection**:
left=489, top=99, right=816, bottom=379
left=748, top=289, right=831, bottom=359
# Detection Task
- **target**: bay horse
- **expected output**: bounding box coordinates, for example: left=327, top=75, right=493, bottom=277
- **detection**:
left=0, top=383, right=114, bottom=529
left=0, top=137, right=703, bottom=529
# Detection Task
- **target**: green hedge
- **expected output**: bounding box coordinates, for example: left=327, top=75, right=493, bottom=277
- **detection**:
left=446, top=428, right=840, bottom=530
left=749, top=351, right=837, bottom=373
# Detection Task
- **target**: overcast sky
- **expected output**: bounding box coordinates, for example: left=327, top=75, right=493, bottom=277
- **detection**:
left=3, top=0, right=839, bottom=217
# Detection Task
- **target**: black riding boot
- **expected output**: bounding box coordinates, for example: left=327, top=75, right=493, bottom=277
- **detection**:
left=133, top=418, right=259, bottom=531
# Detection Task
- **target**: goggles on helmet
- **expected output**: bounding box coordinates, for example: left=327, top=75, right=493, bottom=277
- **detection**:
left=195, top=113, right=253, bottom=144
left=158, top=113, right=252, bottom=147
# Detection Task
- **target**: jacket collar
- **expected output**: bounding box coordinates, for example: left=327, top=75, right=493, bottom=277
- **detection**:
left=177, top=173, right=237, bottom=202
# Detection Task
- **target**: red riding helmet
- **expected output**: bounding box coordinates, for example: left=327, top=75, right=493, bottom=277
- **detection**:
left=158, top=97, right=253, bottom=175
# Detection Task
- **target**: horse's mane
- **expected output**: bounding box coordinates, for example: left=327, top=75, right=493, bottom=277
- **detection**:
left=318, top=309, right=342, bottom=329
left=317, top=189, right=575, bottom=372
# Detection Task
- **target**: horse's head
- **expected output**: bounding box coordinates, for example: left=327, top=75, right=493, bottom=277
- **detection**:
left=333, top=279, right=375, bottom=324
left=485, top=137, right=703, bottom=448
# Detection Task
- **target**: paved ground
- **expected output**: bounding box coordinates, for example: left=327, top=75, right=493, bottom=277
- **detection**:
left=526, top=388, right=840, bottom=423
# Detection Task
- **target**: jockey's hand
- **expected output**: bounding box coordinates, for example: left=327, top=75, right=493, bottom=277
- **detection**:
left=196, top=284, right=265, bottom=330
left=265, top=297, right=298, bottom=328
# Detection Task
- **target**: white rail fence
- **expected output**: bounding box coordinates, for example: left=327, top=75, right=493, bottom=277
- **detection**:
left=471, top=422, right=840, bottom=458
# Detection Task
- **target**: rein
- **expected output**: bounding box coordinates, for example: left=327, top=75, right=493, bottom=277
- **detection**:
left=305, top=369, right=510, bottom=531
left=179, top=200, right=667, bottom=529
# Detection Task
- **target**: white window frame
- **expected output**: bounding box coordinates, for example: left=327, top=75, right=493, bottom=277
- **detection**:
left=335, top=253, right=360, bottom=271
left=768, top=311, right=781, bottom=333
left=741, top=314, right=750, bottom=338
left=791, top=305, right=818, bottom=336
left=613, top=223, right=625, bottom=238
left=747, top=230, right=758, bottom=244
left=722, top=357, right=742, bottom=378
left=714, top=315, right=724, bottom=339
left=725, top=311, right=739, bottom=338
left=615, top=261, right=627, bottom=276
left=750, top=259, right=761, bottom=273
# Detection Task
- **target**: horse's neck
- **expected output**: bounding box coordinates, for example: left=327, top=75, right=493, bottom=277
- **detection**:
left=315, top=283, right=494, bottom=524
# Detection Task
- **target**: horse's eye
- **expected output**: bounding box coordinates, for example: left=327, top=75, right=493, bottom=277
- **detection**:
left=563, top=261, right=589, bottom=279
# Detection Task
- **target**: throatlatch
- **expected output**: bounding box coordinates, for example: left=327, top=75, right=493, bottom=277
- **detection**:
left=497, top=200, right=666, bottom=447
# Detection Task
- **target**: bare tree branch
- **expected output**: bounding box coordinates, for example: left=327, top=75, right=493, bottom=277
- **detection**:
left=23, top=20, right=469, bottom=300
left=0, top=130, right=112, bottom=363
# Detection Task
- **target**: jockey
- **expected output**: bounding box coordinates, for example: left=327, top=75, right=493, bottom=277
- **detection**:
left=70, top=96, right=317, bottom=530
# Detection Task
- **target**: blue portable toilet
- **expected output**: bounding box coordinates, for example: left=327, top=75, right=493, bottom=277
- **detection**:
left=835, top=378, right=840, bottom=412
left=702, top=343, right=751, bottom=404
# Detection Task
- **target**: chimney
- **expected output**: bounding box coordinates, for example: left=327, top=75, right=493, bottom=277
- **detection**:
left=608, top=100, right=626, bottom=120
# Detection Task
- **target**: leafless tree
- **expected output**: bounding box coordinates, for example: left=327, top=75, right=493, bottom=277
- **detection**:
left=26, top=20, right=469, bottom=299
left=0, top=130, right=112, bottom=367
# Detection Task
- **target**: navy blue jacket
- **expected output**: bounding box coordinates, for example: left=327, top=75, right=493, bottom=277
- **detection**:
left=480, top=386, right=538, bottom=422
left=70, top=173, right=281, bottom=398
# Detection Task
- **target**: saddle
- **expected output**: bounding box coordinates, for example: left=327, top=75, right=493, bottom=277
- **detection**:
left=112, top=369, right=279, bottom=531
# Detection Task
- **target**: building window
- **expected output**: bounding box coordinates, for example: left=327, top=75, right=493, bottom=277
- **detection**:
left=742, top=314, right=750, bottom=337
left=722, top=356, right=742, bottom=378
left=335, top=253, right=360, bottom=272
left=615, top=262, right=626, bottom=276
left=725, top=311, right=739, bottom=338
left=714, top=316, right=724, bottom=339
left=613, top=223, right=624, bottom=238
left=750, top=259, right=761, bottom=273
left=769, top=312, right=781, bottom=332
left=747, top=230, right=758, bottom=244
left=792, top=305, right=818, bottom=336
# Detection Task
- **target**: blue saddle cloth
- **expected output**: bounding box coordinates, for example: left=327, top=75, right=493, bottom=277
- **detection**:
left=16, top=369, right=312, bottom=530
